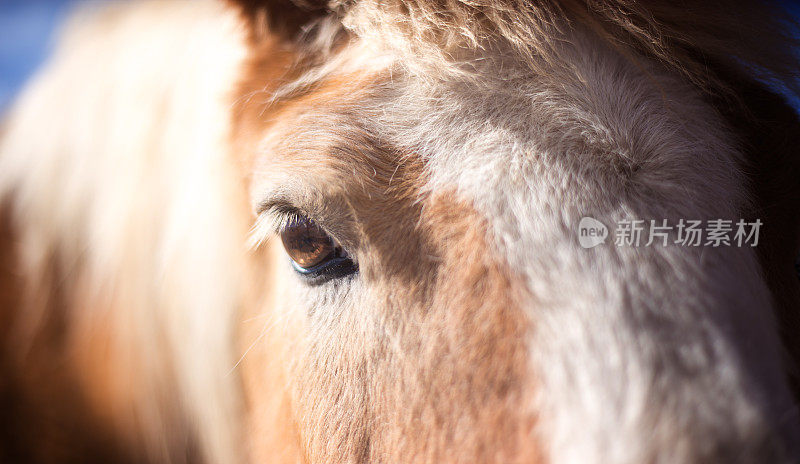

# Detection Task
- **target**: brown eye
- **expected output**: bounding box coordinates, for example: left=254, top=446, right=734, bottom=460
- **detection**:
left=280, top=215, right=335, bottom=269
left=278, top=213, right=357, bottom=283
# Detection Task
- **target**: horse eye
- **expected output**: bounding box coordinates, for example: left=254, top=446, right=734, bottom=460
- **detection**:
left=279, top=214, right=357, bottom=282
left=280, top=215, right=334, bottom=268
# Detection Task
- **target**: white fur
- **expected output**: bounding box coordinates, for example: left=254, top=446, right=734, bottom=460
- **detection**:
left=244, top=13, right=800, bottom=461
left=332, top=29, right=800, bottom=463
left=244, top=20, right=800, bottom=456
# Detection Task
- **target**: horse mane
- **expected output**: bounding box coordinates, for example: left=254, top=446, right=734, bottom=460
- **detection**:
left=237, top=0, right=800, bottom=103
left=0, top=2, right=249, bottom=462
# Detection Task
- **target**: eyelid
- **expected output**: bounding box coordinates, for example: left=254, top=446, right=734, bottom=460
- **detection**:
left=248, top=201, right=350, bottom=255
left=248, top=204, right=305, bottom=250
left=255, top=195, right=294, bottom=216
left=254, top=194, right=327, bottom=234
left=249, top=189, right=359, bottom=252
left=264, top=204, right=306, bottom=235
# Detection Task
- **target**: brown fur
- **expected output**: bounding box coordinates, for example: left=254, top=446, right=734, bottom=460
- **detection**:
left=0, top=204, right=136, bottom=463
left=0, top=203, right=206, bottom=463
left=232, top=53, right=543, bottom=459
left=233, top=0, right=800, bottom=402
left=229, top=1, right=800, bottom=461
left=289, top=194, right=539, bottom=463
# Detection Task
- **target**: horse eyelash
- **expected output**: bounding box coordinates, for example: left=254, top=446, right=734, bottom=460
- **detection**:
left=247, top=205, right=304, bottom=250
left=268, top=206, right=304, bottom=235
left=248, top=200, right=349, bottom=257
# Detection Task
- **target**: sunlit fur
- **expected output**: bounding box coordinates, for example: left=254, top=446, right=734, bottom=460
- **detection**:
left=2, top=0, right=800, bottom=463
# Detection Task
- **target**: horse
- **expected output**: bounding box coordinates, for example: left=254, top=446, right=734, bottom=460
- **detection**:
left=1, top=0, right=800, bottom=462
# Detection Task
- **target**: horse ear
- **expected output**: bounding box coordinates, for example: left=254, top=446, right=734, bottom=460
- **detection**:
left=229, top=0, right=332, bottom=40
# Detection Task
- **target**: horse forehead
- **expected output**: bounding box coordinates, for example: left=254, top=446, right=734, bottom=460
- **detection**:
left=256, top=34, right=716, bottom=266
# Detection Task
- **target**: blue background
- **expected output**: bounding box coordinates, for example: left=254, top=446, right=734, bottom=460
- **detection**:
left=0, top=0, right=74, bottom=110
left=1, top=0, right=799, bottom=112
